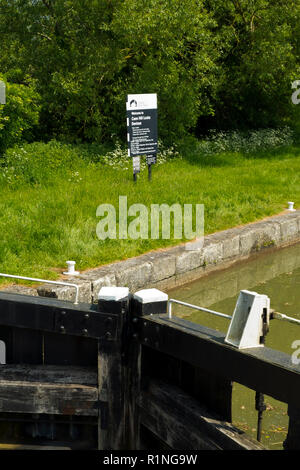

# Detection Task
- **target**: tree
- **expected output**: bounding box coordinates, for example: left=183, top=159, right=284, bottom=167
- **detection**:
left=0, top=75, right=41, bottom=154
left=203, top=0, right=300, bottom=130
left=0, top=0, right=219, bottom=142
left=0, top=0, right=298, bottom=143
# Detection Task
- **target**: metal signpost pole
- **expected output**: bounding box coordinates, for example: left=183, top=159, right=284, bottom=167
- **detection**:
left=146, top=154, right=157, bottom=182
left=0, top=81, right=5, bottom=105
left=0, top=81, right=6, bottom=157
left=132, top=156, right=140, bottom=183
left=148, top=162, right=152, bottom=181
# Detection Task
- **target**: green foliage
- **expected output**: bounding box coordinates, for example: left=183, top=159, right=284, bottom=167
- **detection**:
left=0, top=76, right=41, bottom=153
left=0, top=140, right=86, bottom=186
left=0, top=1, right=299, bottom=143
left=0, top=0, right=219, bottom=142
left=110, top=0, right=218, bottom=141
left=196, top=127, right=294, bottom=156
left=205, top=0, right=300, bottom=130
left=0, top=138, right=181, bottom=187
left=0, top=128, right=295, bottom=189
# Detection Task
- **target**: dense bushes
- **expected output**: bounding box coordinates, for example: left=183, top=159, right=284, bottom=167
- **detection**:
left=0, top=0, right=299, bottom=145
left=0, top=127, right=295, bottom=188
left=196, top=127, right=295, bottom=156
left=203, top=0, right=300, bottom=132
left=0, top=76, right=40, bottom=153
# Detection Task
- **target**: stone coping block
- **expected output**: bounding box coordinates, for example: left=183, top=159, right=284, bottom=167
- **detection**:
left=176, top=250, right=204, bottom=274
left=2, top=285, right=39, bottom=297
left=115, top=259, right=153, bottom=292
left=37, top=279, right=92, bottom=304
left=144, top=250, right=179, bottom=283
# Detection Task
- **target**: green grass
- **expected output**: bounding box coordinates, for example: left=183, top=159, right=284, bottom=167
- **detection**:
left=0, top=138, right=300, bottom=283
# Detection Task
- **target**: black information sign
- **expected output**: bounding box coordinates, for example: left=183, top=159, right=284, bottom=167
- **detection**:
left=146, top=154, right=157, bottom=165
left=126, top=93, right=158, bottom=156
left=126, top=93, right=158, bottom=181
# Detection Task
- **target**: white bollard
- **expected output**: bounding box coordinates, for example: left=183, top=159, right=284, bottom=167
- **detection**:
left=63, top=260, right=79, bottom=276
left=287, top=201, right=296, bottom=211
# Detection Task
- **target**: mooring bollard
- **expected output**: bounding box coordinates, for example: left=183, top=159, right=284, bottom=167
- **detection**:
left=63, top=260, right=79, bottom=276
left=287, top=201, right=296, bottom=212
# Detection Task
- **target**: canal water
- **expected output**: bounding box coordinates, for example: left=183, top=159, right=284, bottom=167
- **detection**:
left=167, top=242, right=300, bottom=450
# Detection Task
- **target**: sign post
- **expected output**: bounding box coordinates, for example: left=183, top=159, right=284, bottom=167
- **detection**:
left=0, top=81, right=6, bottom=105
left=126, top=93, right=158, bottom=182
left=0, top=81, right=6, bottom=156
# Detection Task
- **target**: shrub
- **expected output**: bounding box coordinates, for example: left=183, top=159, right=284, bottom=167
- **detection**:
left=196, top=127, right=295, bottom=157
left=0, top=138, right=181, bottom=187
left=100, top=139, right=181, bottom=171
left=0, top=76, right=41, bottom=154
left=0, top=140, right=88, bottom=186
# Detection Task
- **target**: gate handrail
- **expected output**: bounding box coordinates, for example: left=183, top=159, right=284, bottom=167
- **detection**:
left=0, top=273, right=79, bottom=305
left=168, top=298, right=300, bottom=326
left=167, top=298, right=232, bottom=320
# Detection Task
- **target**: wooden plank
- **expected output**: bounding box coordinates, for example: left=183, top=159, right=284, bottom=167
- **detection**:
left=0, top=365, right=98, bottom=416
left=43, top=332, right=97, bottom=367
left=0, top=292, right=119, bottom=339
left=97, top=340, right=109, bottom=450
left=139, top=379, right=265, bottom=450
left=97, top=298, right=129, bottom=450
left=126, top=335, right=142, bottom=450
left=191, top=366, right=232, bottom=421
left=97, top=341, right=128, bottom=449
left=0, top=380, right=98, bottom=416
left=141, top=346, right=232, bottom=422
left=284, top=406, right=300, bottom=450
left=11, top=328, right=43, bottom=365
left=0, top=365, right=97, bottom=385
left=0, top=443, right=71, bottom=450
left=138, top=315, right=300, bottom=408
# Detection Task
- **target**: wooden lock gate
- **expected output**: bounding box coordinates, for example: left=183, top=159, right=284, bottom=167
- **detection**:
left=0, top=289, right=299, bottom=450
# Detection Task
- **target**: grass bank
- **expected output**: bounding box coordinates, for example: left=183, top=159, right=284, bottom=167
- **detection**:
left=0, top=130, right=299, bottom=283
